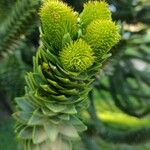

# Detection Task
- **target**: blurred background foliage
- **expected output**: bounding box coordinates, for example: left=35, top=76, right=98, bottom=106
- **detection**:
left=0, top=0, right=150, bottom=149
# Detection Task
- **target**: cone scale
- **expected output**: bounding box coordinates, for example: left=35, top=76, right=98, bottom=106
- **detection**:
left=13, top=1, right=121, bottom=149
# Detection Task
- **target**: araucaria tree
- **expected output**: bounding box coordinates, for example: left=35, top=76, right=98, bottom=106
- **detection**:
left=13, top=0, right=120, bottom=149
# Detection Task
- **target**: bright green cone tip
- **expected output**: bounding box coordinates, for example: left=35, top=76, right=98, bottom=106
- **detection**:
left=39, top=0, right=78, bottom=50
left=59, top=39, right=95, bottom=72
left=84, top=19, right=121, bottom=62
left=80, top=1, right=111, bottom=28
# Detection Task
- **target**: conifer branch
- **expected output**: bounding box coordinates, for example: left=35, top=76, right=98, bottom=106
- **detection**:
left=87, top=92, right=150, bottom=144
left=0, top=0, right=41, bottom=56
left=13, top=1, right=120, bottom=149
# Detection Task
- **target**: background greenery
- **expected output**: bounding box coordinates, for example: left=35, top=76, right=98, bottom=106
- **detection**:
left=0, top=0, right=150, bottom=149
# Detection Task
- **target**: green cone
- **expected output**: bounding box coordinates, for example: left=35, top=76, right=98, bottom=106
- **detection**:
left=80, top=1, right=111, bottom=28
left=59, top=39, right=95, bottom=72
left=39, top=0, right=78, bottom=50
left=84, top=20, right=121, bottom=62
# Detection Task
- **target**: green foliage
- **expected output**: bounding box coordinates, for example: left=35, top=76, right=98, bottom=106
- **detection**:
left=13, top=0, right=120, bottom=149
left=0, top=119, right=17, bottom=150
left=107, top=32, right=150, bottom=117
left=0, top=0, right=16, bottom=24
left=0, top=0, right=150, bottom=149
left=1, top=119, right=150, bottom=150
left=0, top=52, right=29, bottom=102
left=0, top=0, right=41, bottom=55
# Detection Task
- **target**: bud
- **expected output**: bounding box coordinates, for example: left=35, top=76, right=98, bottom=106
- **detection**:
left=84, top=20, right=121, bottom=61
left=39, top=0, right=78, bottom=50
left=59, top=39, right=95, bottom=72
left=80, top=1, right=111, bottom=28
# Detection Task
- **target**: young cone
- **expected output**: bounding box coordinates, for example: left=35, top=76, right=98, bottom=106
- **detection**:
left=59, top=39, right=95, bottom=72
left=84, top=20, right=121, bottom=62
left=80, top=1, right=111, bottom=28
left=40, top=0, right=78, bottom=50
